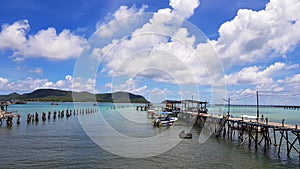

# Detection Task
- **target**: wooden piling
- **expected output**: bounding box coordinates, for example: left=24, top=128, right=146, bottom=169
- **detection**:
left=195, top=112, right=300, bottom=164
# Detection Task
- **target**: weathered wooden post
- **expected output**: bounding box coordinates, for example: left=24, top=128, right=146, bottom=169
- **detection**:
left=42, top=112, right=46, bottom=121
left=48, top=111, right=51, bottom=120
left=7, top=116, right=13, bottom=126
left=53, top=111, right=57, bottom=119
left=35, top=112, right=39, bottom=122
left=16, top=114, right=20, bottom=125
left=27, top=113, right=31, bottom=123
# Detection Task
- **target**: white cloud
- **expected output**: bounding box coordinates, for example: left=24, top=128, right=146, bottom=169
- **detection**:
left=22, top=28, right=87, bottom=60
left=29, top=68, right=43, bottom=75
left=284, top=74, right=300, bottom=91
left=95, top=0, right=220, bottom=86
left=0, top=20, right=87, bottom=60
left=213, top=0, right=300, bottom=67
left=87, top=0, right=300, bottom=104
left=0, top=77, right=9, bottom=88
left=225, top=62, right=286, bottom=85
left=0, top=20, right=29, bottom=50
left=96, top=5, right=148, bottom=37
left=111, top=78, right=148, bottom=94
left=114, top=5, right=146, bottom=20
left=287, top=74, right=300, bottom=83
left=107, top=77, right=176, bottom=103
left=148, top=88, right=172, bottom=103
left=72, top=77, right=96, bottom=93
left=5, top=77, right=50, bottom=92
left=169, top=0, right=200, bottom=19
left=0, top=75, right=96, bottom=93
left=87, top=0, right=229, bottom=99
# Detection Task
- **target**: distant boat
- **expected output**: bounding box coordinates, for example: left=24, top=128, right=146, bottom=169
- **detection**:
left=10, top=100, right=27, bottom=104
left=241, top=115, right=257, bottom=120
left=51, top=102, right=59, bottom=105
left=93, top=102, right=97, bottom=106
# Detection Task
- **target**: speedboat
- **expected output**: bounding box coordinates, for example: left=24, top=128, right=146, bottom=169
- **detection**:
left=153, top=114, right=178, bottom=127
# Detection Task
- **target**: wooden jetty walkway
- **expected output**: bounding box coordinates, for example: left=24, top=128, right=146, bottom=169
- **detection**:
left=181, top=111, right=300, bottom=164
left=170, top=99, right=300, bottom=165
left=214, top=104, right=300, bottom=110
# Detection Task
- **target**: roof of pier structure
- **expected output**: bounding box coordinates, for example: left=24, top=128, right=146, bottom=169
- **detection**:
left=181, top=100, right=209, bottom=104
left=164, top=100, right=182, bottom=104
left=163, top=100, right=208, bottom=104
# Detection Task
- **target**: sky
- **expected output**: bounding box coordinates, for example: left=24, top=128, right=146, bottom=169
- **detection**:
left=1, top=0, right=300, bottom=105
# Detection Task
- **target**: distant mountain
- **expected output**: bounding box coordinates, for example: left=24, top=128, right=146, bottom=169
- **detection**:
left=0, top=89, right=149, bottom=103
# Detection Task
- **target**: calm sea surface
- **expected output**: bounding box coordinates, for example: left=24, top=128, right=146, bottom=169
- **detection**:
left=0, top=102, right=299, bottom=168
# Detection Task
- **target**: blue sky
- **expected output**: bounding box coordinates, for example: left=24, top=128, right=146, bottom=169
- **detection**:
left=1, top=0, right=300, bottom=105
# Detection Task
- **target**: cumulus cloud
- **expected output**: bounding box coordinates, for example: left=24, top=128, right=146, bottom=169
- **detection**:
left=169, top=0, right=200, bottom=19
left=0, top=20, right=28, bottom=50
left=92, top=0, right=218, bottom=88
left=83, top=0, right=300, bottom=104
left=213, top=0, right=300, bottom=67
left=225, top=62, right=286, bottom=85
left=21, top=28, right=87, bottom=60
left=284, top=74, right=300, bottom=92
left=110, top=78, right=148, bottom=94
left=96, top=5, right=148, bottom=37
left=0, top=77, right=9, bottom=89
left=0, top=20, right=87, bottom=60
left=287, top=74, right=300, bottom=83
left=106, top=78, right=176, bottom=103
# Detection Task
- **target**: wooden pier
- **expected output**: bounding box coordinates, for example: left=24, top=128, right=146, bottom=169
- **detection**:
left=182, top=111, right=300, bottom=164
left=136, top=103, right=151, bottom=111
left=136, top=106, right=149, bottom=111
left=214, top=104, right=300, bottom=110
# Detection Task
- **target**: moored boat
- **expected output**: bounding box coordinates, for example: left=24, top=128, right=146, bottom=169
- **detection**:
left=152, top=112, right=178, bottom=127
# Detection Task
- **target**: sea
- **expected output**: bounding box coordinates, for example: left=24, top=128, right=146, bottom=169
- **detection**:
left=0, top=102, right=299, bottom=169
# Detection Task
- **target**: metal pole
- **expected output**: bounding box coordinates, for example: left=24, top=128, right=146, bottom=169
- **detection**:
left=228, top=98, right=230, bottom=116
left=256, top=91, right=259, bottom=122
left=223, top=98, right=230, bottom=116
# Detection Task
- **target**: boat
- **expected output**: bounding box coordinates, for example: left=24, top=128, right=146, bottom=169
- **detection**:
left=10, top=100, right=27, bottom=104
left=241, top=115, right=257, bottom=120
left=152, top=112, right=178, bottom=127
left=51, top=102, right=59, bottom=105
left=179, top=130, right=192, bottom=139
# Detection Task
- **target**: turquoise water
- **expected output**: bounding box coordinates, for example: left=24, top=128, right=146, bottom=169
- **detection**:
left=0, top=102, right=299, bottom=168
left=209, top=105, right=300, bottom=125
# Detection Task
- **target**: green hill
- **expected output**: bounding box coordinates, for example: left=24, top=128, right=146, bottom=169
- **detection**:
left=0, top=89, right=149, bottom=103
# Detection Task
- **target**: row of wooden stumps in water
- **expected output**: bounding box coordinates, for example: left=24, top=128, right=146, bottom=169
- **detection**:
left=194, top=113, right=300, bottom=166
left=0, top=108, right=99, bottom=126
left=136, top=106, right=149, bottom=111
